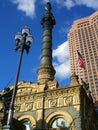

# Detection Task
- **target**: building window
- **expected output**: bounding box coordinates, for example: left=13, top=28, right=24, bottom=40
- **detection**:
left=51, top=117, right=68, bottom=129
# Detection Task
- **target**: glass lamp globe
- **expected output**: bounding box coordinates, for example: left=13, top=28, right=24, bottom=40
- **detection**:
left=26, top=35, right=33, bottom=45
left=22, top=26, right=30, bottom=36
left=15, top=32, right=22, bottom=42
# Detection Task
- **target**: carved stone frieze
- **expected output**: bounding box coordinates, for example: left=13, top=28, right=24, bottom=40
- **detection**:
left=12, top=82, right=81, bottom=112
left=58, top=97, right=63, bottom=106
left=14, top=93, right=80, bottom=112
left=14, top=94, right=44, bottom=112
left=44, top=92, right=80, bottom=109
left=15, top=81, right=38, bottom=96
left=45, top=87, right=80, bottom=99
left=25, top=102, right=33, bottom=111
left=15, top=95, right=34, bottom=104
left=65, top=96, right=73, bottom=105
left=73, top=94, right=80, bottom=104
left=14, top=105, right=20, bottom=112
left=14, top=102, right=33, bottom=112
left=49, top=99, right=57, bottom=107
left=37, top=101, right=43, bottom=109
left=57, top=90, right=64, bottom=96
left=45, top=100, right=49, bottom=108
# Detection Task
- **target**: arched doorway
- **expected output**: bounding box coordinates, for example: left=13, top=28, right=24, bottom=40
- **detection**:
left=46, top=110, right=75, bottom=130
left=18, top=115, right=36, bottom=130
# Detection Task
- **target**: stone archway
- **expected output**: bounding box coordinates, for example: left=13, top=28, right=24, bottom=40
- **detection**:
left=18, top=115, right=36, bottom=129
left=45, top=110, right=75, bottom=130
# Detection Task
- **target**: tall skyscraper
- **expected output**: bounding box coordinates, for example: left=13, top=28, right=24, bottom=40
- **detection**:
left=68, top=11, right=98, bottom=101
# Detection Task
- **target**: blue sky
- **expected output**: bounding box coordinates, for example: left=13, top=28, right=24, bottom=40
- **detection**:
left=0, top=0, right=97, bottom=90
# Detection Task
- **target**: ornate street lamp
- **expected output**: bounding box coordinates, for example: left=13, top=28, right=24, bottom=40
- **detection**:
left=3, top=26, right=33, bottom=130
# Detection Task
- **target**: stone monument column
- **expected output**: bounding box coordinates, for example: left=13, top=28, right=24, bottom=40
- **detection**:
left=37, top=2, right=56, bottom=84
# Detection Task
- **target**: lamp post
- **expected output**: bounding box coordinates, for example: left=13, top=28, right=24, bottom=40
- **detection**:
left=3, top=26, right=33, bottom=130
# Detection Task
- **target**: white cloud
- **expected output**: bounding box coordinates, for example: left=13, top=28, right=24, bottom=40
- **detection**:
left=63, top=0, right=75, bottom=9
left=42, top=0, right=98, bottom=10
left=53, top=41, right=69, bottom=63
left=11, top=0, right=98, bottom=19
left=77, top=0, right=98, bottom=9
left=53, top=41, right=71, bottom=79
left=63, top=0, right=98, bottom=9
left=11, top=0, right=36, bottom=18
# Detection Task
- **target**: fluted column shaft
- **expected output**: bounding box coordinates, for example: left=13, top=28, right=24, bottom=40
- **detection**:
left=41, top=27, right=52, bottom=64
left=37, top=2, right=56, bottom=84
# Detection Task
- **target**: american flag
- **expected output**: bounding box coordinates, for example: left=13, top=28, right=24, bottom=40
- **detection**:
left=77, top=50, right=85, bottom=69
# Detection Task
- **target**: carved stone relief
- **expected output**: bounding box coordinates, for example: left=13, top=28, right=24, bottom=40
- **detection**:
left=73, top=94, right=80, bottom=104
left=45, top=100, right=49, bottom=108
left=58, top=97, right=63, bottom=106
left=14, top=105, right=20, bottom=112
left=65, top=96, right=73, bottom=105
left=14, top=84, right=80, bottom=112
left=14, top=102, right=33, bottom=112
left=37, top=101, right=42, bottom=109
left=49, top=99, right=57, bottom=107
left=33, top=102, right=37, bottom=110
left=26, top=103, right=33, bottom=111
